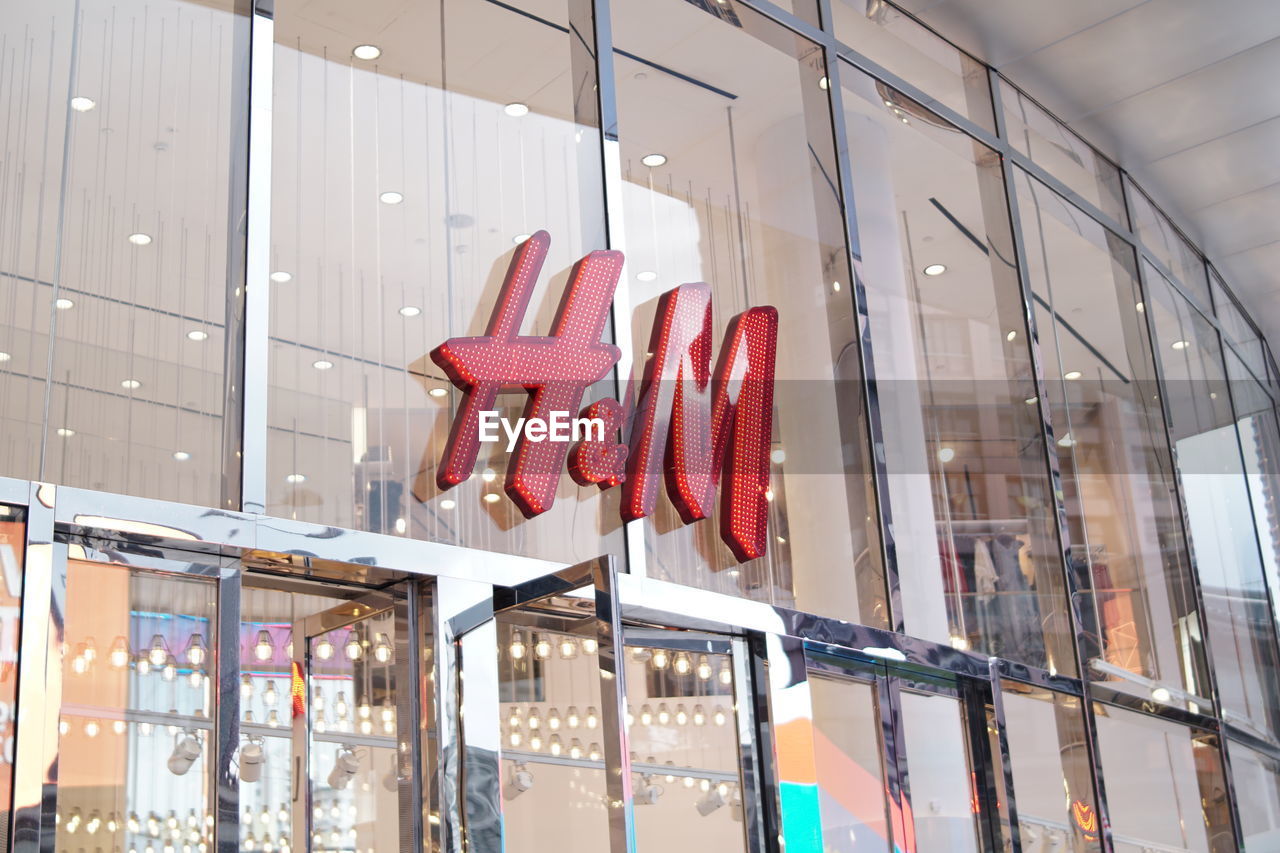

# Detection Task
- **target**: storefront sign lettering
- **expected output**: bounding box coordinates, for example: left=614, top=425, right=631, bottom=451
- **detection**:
left=431, top=230, right=778, bottom=562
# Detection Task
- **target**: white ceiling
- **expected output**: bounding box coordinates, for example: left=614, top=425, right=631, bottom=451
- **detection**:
left=891, top=0, right=1280, bottom=352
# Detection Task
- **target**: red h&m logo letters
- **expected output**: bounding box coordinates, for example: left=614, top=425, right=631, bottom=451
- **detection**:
left=431, top=230, right=779, bottom=562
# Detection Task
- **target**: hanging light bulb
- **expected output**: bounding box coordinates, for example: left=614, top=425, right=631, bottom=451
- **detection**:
left=718, top=660, right=732, bottom=686
left=241, top=675, right=254, bottom=699
left=699, top=778, right=711, bottom=793
left=533, top=634, right=552, bottom=660
left=314, top=709, right=327, bottom=733
left=344, top=630, right=362, bottom=661
left=313, top=687, right=325, bottom=711
left=527, top=708, right=541, bottom=730
left=109, top=636, right=131, bottom=669
left=509, top=729, right=523, bottom=747
left=373, top=633, right=393, bottom=664
left=585, top=706, right=598, bottom=729
left=71, top=647, right=89, bottom=675
left=263, top=680, right=278, bottom=707
left=266, top=710, right=280, bottom=727
left=107, top=811, right=119, bottom=832
left=253, top=630, right=275, bottom=662
left=358, top=701, right=372, bottom=720
left=84, top=719, right=101, bottom=738
left=509, top=630, right=527, bottom=660
left=113, top=718, right=127, bottom=735
left=569, top=738, right=583, bottom=760
left=58, top=719, right=68, bottom=735
left=163, top=654, right=178, bottom=682
left=335, top=691, right=349, bottom=720
left=83, top=638, right=98, bottom=664
left=588, top=742, right=601, bottom=761
left=284, top=631, right=294, bottom=659
left=139, top=721, right=154, bottom=736
left=713, top=705, right=728, bottom=726
left=146, top=635, right=170, bottom=667
left=315, top=634, right=334, bottom=660
left=381, top=701, right=395, bottom=724
left=558, top=636, right=579, bottom=659
left=566, top=705, right=580, bottom=729
left=549, top=734, right=563, bottom=757
left=188, top=670, right=203, bottom=689
left=657, top=703, right=671, bottom=725
left=185, top=634, right=207, bottom=666
left=581, top=637, right=598, bottom=655
left=683, top=775, right=696, bottom=789
left=650, top=648, right=669, bottom=670
left=630, top=646, right=651, bottom=662
left=673, top=652, right=691, bottom=675
left=639, top=704, right=654, bottom=726
left=128, top=812, right=141, bottom=833
left=546, top=708, right=561, bottom=731
left=528, top=732, right=542, bottom=751
left=696, top=654, right=712, bottom=681
left=693, top=704, right=707, bottom=726
left=675, top=704, right=689, bottom=726
left=626, top=706, right=635, bottom=726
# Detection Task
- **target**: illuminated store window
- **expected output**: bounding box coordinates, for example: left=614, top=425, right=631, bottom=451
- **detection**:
left=609, top=0, right=886, bottom=626
left=266, top=0, right=622, bottom=564
left=1092, top=704, right=1235, bottom=853
left=0, top=506, right=25, bottom=848
left=1148, top=267, right=1280, bottom=738
left=1013, top=168, right=1210, bottom=709
left=0, top=1, right=247, bottom=504
left=828, top=0, right=995, bottom=133
left=1227, top=740, right=1280, bottom=849
left=839, top=64, right=1070, bottom=670
left=1000, top=682, right=1100, bottom=853
left=54, top=560, right=218, bottom=852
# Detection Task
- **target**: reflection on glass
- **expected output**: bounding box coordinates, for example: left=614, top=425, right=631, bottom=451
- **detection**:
left=1148, top=268, right=1280, bottom=738
left=623, top=638, right=745, bottom=853
left=1093, top=704, right=1235, bottom=853
left=0, top=1, right=246, bottom=502
left=809, top=674, right=893, bottom=853
left=267, top=0, right=622, bottom=564
left=0, top=507, right=25, bottom=848
left=1230, top=353, right=1280, bottom=644
left=1227, top=740, right=1280, bottom=849
left=840, top=63, right=1070, bottom=671
left=829, top=0, right=995, bottom=132
left=56, top=560, right=217, bottom=852
left=998, top=79, right=1125, bottom=224
left=1126, top=181, right=1210, bottom=307
left=1000, top=682, right=1101, bottom=853
left=609, top=0, right=883, bottom=624
left=1211, top=268, right=1266, bottom=381
left=898, top=690, right=980, bottom=852
left=1014, top=168, right=1208, bottom=707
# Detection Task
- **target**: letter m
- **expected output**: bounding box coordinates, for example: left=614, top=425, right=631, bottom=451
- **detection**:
left=622, top=283, right=778, bottom=562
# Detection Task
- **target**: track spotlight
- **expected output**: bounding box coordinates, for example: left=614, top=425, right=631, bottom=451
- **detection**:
left=696, top=787, right=727, bottom=816
left=240, top=737, right=265, bottom=783
left=635, top=775, right=663, bottom=805
left=327, top=746, right=360, bottom=790
left=168, top=731, right=203, bottom=776
left=504, top=762, right=534, bottom=800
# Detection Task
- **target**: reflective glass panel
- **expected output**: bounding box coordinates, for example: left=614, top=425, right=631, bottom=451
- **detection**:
left=0, top=506, right=24, bottom=847
left=897, top=690, right=980, bottom=852
left=56, top=559, right=218, bottom=851
left=1126, top=181, right=1210, bottom=308
left=1000, top=682, right=1100, bottom=853
left=809, top=673, right=893, bottom=853
left=1148, top=266, right=1280, bottom=738
left=609, top=0, right=885, bottom=624
left=623, top=637, right=746, bottom=853
left=1013, top=168, right=1208, bottom=707
left=840, top=63, right=1070, bottom=671
left=829, top=0, right=995, bottom=133
left=1092, top=704, right=1235, bottom=853
left=0, top=1, right=247, bottom=503
left=1211, top=268, right=1266, bottom=381
left=267, top=0, right=622, bottom=564
left=1227, top=740, right=1280, bottom=849
left=998, top=79, right=1125, bottom=224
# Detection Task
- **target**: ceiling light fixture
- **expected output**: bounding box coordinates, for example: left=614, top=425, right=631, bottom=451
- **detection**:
left=173, top=451, right=191, bottom=461
left=636, top=270, right=657, bottom=282
left=285, top=473, right=306, bottom=484
left=483, top=492, right=500, bottom=504
left=439, top=498, right=456, bottom=510
left=937, top=447, right=955, bottom=463
left=121, top=378, right=141, bottom=389
left=187, top=330, right=208, bottom=341
left=513, top=233, right=531, bottom=244
left=1006, top=330, right=1017, bottom=341
left=70, top=96, right=96, bottom=112
left=641, top=153, right=667, bottom=167
left=1063, top=370, right=1082, bottom=380
left=128, top=233, right=152, bottom=246
left=923, top=263, right=947, bottom=276
left=270, top=271, right=292, bottom=283
left=1171, top=340, right=1190, bottom=350
left=428, top=386, right=448, bottom=398
left=504, top=103, right=530, bottom=117
left=379, top=191, right=404, bottom=205
left=352, top=44, right=381, bottom=60
left=56, top=427, right=75, bottom=437
left=399, top=306, right=421, bottom=318
left=0, top=352, right=10, bottom=361
left=168, top=731, right=203, bottom=776
left=313, top=359, right=334, bottom=370
left=55, top=298, right=74, bottom=310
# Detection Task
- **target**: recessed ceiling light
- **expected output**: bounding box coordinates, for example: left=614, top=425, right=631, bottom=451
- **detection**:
left=313, top=359, right=334, bottom=370
left=504, top=102, right=530, bottom=117
left=923, top=263, right=946, bottom=276
left=481, top=467, right=497, bottom=483
left=1006, top=330, right=1017, bottom=341
left=1150, top=686, right=1172, bottom=703
left=1063, top=370, right=1082, bottom=380
left=937, top=447, right=955, bottom=463
left=832, top=280, right=842, bottom=292
left=55, top=298, right=74, bottom=310
left=120, top=378, right=142, bottom=389
left=1024, top=396, right=1038, bottom=405
left=439, top=498, right=456, bottom=510
left=641, top=153, right=667, bottom=168
left=513, top=233, right=531, bottom=244
left=352, top=44, right=381, bottom=60
left=399, top=306, right=421, bottom=318
left=70, top=96, right=96, bottom=112
left=428, top=387, right=448, bottom=398
left=173, top=451, right=191, bottom=461
left=1057, top=433, right=1074, bottom=448
left=483, top=492, right=501, bottom=504
left=1135, top=301, right=1145, bottom=313
left=770, top=449, right=786, bottom=464
left=818, top=76, right=829, bottom=90
left=1171, top=340, right=1190, bottom=351
left=270, top=271, right=292, bottom=283
left=635, top=270, right=657, bottom=282
left=0, top=352, right=10, bottom=362
left=187, top=330, right=208, bottom=341
left=56, top=428, right=75, bottom=437
left=379, top=191, right=403, bottom=205
left=128, top=233, right=152, bottom=246
left=285, top=473, right=307, bottom=484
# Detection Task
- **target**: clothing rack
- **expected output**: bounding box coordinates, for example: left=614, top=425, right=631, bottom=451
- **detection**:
left=935, top=518, right=1029, bottom=535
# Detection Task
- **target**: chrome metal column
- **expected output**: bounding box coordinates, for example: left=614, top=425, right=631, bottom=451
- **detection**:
left=758, top=634, right=822, bottom=853
left=214, top=565, right=242, bottom=853
left=591, top=558, right=637, bottom=853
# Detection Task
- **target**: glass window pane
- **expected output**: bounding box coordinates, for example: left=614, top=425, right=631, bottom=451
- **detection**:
left=898, top=690, right=980, bottom=852
left=0, top=506, right=25, bottom=847
left=57, top=559, right=218, bottom=851
left=609, top=0, right=885, bottom=625
left=1210, top=268, right=1266, bottom=381
left=1148, top=268, right=1280, bottom=738
left=809, top=674, right=893, bottom=852
left=829, top=0, right=995, bottom=133
left=1000, top=682, right=1101, bottom=853
left=1227, top=740, right=1280, bottom=849
left=1126, top=181, right=1211, bottom=308
left=997, top=79, right=1125, bottom=224
left=266, top=0, right=623, bottom=563
left=1013, top=168, right=1208, bottom=707
left=0, top=1, right=247, bottom=503
left=1092, top=704, right=1235, bottom=853
left=839, top=63, right=1072, bottom=672
left=623, top=638, right=744, bottom=853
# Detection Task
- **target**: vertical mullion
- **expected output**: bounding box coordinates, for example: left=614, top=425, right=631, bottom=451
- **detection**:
left=984, top=664, right=1022, bottom=853
left=592, top=558, right=637, bottom=853
left=213, top=565, right=241, bottom=853
left=880, top=671, right=911, bottom=850
left=758, top=634, right=822, bottom=853
left=730, top=636, right=768, bottom=853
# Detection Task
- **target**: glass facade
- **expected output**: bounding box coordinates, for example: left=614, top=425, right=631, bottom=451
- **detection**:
left=0, top=0, right=1276, bottom=851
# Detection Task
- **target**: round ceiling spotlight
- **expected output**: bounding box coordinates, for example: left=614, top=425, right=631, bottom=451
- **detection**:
left=187, top=330, right=209, bottom=341
left=55, top=298, right=74, bottom=310
left=285, top=473, right=306, bottom=484
left=56, top=427, right=75, bottom=437
left=635, top=270, right=657, bottom=282
left=379, top=191, right=404, bottom=205
left=121, top=378, right=142, bottom=389
left=923, top=263, right=947, bottom=276
left=0, top=352, right=10, bottom=362
left=937, top=447, right=955, bottom=463
left=70, top=96, right=96, bottom=112
left=270, top=271, right=293, bottom=283
left=399, top=306, right=421, bottom=318
left=428, top=387, right=448, bottom=398
left=641, top=153, right=667, bottom=167
left=128, top=233, right=152, bottom=246
left=1171, top=340, right=1191, bottom=351
left=173, top=451, right=191, bottom=461
left=1063, top=370, right=1082, bottom=380
left=513, top=233, right=531, bottom=244
left=352, top=44, right=381, bottom=60
left=313, top=360, right=334, bottom=371
left=504, top=103, right=530, bottom=117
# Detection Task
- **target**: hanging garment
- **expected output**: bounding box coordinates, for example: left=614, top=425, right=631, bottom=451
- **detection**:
left=989, top=534, right=1046, bottom=664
